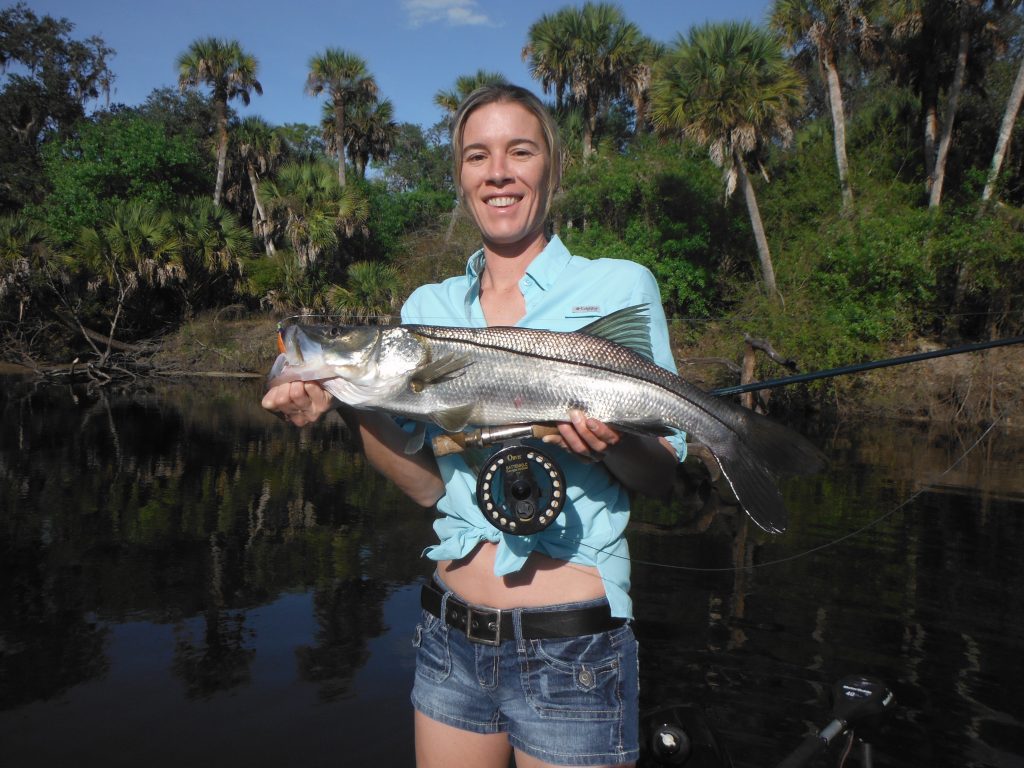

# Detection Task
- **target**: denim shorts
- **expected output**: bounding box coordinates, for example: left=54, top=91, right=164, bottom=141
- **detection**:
left=410, top=580, right=639, bottom=766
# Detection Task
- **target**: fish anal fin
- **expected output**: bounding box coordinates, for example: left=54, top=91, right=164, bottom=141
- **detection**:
left=608, top=420, right=676, bottom=439
left=403, top=422, right=427, bottom=455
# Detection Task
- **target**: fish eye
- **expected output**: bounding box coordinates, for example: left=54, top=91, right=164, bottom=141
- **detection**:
left=329, top=326, right=341, bottom=337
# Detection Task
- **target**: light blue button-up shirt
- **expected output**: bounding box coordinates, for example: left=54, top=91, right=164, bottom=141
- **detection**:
left=401, top=235, right=686, bottom=619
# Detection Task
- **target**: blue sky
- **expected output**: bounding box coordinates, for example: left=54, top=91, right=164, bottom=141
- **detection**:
left=28, top=0, right=773, bottom=130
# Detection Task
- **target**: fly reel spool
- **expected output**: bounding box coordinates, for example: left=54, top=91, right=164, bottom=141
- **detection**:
left=475, top=444, right=566, bottom=536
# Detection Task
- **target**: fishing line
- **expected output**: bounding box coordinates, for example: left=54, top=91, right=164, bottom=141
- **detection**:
left=575, top=411, right=1008, bottom=574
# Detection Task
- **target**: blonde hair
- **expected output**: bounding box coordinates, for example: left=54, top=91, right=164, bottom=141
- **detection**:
left=450, top=83, right=562, bottom=223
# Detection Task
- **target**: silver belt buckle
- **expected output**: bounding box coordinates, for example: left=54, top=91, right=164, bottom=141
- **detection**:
left=465, top=605, right=501, bottom=645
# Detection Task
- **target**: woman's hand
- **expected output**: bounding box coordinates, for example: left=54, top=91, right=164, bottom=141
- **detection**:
left=261, top=381, right=336, bottom=426
left=544, top=408, right=678, bottom=499
left=543, top=409, right=620, bottom=462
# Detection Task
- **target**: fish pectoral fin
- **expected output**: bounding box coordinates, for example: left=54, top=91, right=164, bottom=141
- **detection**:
left=410, top=354, right=472, bottom=390
left=577, top=304, right=655, bottom=361
left=430, top=404, right=476, bottom=433
left=403, top=422, right=427, bottom=455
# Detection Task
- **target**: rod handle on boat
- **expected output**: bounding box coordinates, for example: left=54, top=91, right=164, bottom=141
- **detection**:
left=432, top=425, right=561, bottom=456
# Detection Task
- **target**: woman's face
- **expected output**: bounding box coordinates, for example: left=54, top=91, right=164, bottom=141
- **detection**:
left=458, top=101, right=550, bottom=254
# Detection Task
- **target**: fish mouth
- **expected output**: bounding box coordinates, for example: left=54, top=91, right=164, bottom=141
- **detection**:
left=277, top=324, right=305, bottom=363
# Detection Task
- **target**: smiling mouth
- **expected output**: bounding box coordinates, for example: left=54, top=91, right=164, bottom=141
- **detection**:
left=486, top=196, right=520, bottom=207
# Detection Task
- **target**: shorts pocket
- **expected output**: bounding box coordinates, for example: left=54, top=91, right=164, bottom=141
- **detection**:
left=523, top=627, right=631, bottom=721
left=412, top=609, right=451, bottom=683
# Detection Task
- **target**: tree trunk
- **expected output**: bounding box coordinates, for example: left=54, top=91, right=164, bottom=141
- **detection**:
left=735, top=152, right=778, bottom=300
left=247, top=164, right=275, bottom=256
left=335, top=101, right=347, bottom=187
left=982, top=54, right=1024, bottom=204
left=583, top=96, right=598, bottom=157
left=923, top=104, right=938, bottom=190
left=823, top=53, right=854, bottom=212
left=213, top=97, right=229, bottom=208
left=930, top=28, right=969, bottom=209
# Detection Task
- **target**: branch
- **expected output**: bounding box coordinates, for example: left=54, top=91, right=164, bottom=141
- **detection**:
left=742, top=334, right=798, bottom=371
left=51, top=308, right=147, bottom=354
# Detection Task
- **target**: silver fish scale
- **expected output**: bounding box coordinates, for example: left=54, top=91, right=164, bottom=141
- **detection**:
left=282, top=319, right=826, bottom=533
left=394, top=324, right=737, bottom=445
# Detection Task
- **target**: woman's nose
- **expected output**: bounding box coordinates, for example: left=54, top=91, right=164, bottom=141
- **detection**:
left=486, top=155, right=512, bottom=183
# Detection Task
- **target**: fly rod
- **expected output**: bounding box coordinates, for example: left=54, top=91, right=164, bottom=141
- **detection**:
left=711, top=334, right=1024, bottom=397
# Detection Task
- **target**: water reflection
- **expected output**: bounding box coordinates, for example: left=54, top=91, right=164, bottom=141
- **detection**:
left=1, top=377, right=1023, bottom=767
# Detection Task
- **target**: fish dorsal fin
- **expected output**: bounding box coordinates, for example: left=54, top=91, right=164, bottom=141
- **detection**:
left=431, top=404, right=476, bottom=433
left=578, top=304, right=654, bottom=361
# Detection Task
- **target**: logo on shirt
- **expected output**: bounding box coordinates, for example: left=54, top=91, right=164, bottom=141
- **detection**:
left=571, top=304, right=601, bottom=314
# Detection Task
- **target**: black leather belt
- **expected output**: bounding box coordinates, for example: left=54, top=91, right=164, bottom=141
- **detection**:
left=420, top=582, right=626, bottom=645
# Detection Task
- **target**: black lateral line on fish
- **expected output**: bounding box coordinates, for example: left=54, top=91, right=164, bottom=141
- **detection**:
left=407, top=327, right=749, bottom=443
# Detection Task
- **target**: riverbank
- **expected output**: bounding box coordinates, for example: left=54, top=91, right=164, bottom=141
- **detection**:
left=4, top=312, right=1022, bottom=427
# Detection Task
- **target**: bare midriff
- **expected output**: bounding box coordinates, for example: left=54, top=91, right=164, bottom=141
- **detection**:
left=438, top=541, right=607, bottom=608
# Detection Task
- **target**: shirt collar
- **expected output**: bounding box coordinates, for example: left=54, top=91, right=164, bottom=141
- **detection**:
left=464, top=234, right=571, bottom=289
left=462, top=236, right=572, bottom=322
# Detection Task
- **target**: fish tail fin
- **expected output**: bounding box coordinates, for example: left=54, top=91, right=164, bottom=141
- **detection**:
left=704, top=410, right=826, bottom=533
left=714, top=444, right=790, bottom=533
left=731, top=408, right=827, bottom=476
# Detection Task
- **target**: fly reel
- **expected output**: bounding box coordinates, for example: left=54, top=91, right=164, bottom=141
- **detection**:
left=476, top=444, right=566, bottom=536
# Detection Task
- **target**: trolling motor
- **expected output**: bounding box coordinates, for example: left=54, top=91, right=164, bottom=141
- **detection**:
left=777, top=676, right=895, bottom=768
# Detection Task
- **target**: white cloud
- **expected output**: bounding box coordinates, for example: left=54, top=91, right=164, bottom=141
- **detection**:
left=403, top=0, right=495, bottom=27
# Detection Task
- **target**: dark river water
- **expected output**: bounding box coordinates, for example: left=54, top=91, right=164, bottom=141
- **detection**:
left=1, top=377, right=1022, bottom=768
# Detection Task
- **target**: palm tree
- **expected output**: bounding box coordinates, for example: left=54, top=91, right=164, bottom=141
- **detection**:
left=319, top=97, right=398, bottom=181
left=434, top=70, right=507, bottom=116
left=327, top=260, right=400, bottom=323
left=523, top=3, right=648, bottom=156
left=771, top=0, right=879, bottom=212
left=651, top=21, right=804, bottom=299
left=258, top=160, right=369, bottom=267
left=0, top=212, right=52, bottom=322
left=176, top=37, right=263, bottom=208
left=78, top=200, right=181, bottom=358
left=306, top=49, right=378, bottom=187
left=884, top=0, right=997, bottom=208
left=342, top=97, right=399, bottom=180
left=624, top=37, right=666, bottom=133
left=523, top=9, right=576, bottom=111
left=982, top=2, right=1024, bottom=204
left=174, top=198, right=251, bottom=314
left=232, top=116, right=285, bottom=254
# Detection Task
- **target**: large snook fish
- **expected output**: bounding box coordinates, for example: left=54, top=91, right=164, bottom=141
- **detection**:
left=267, top=305, right=825, bottom=533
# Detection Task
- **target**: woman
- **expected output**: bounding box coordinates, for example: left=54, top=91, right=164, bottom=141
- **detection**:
left=263, top=84, right=685, bottom=768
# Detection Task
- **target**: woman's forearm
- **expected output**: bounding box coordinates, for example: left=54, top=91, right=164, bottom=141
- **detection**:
left=340, top=408, right=446, bottom=508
